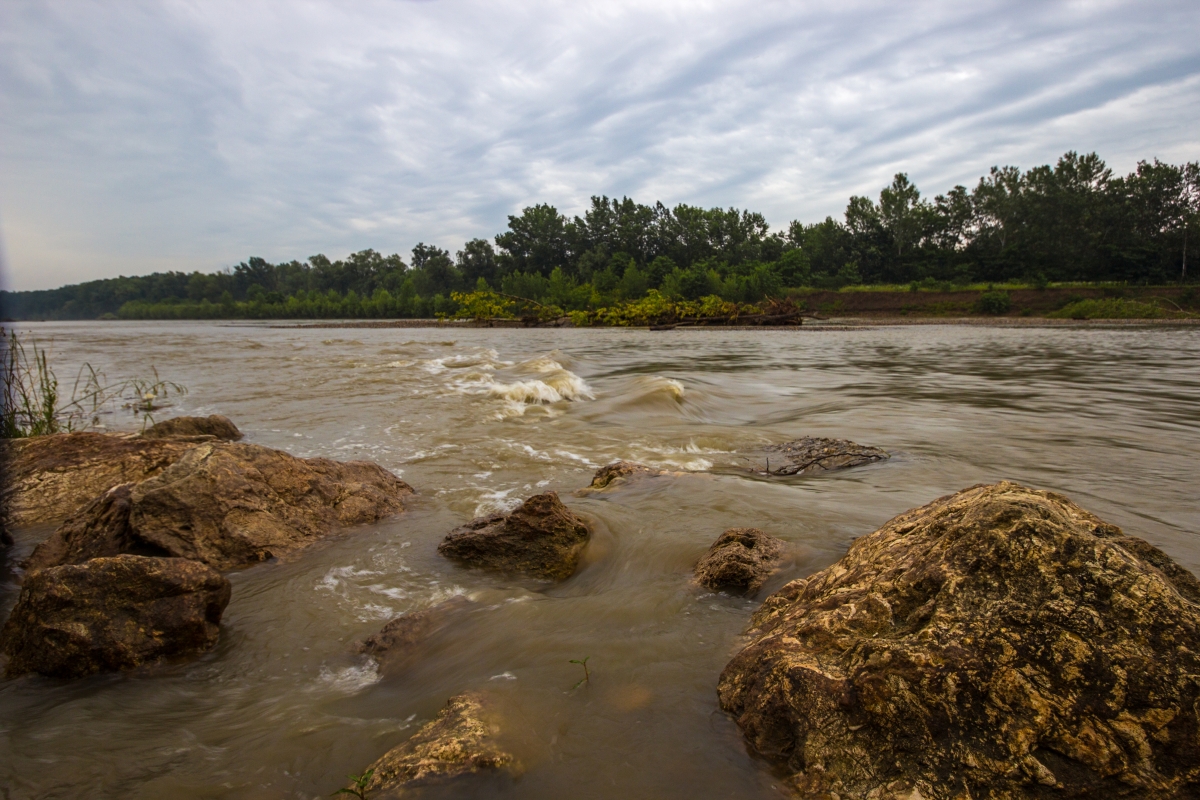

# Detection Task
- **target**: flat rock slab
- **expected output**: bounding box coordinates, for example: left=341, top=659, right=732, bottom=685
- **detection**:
left=1, top=432, right=197, bottom=527
left=586, top=461, right=670, bottom=490
left=718, top=481, right=1200, bottom=798
left=694, top=527, right=785, bottom=595
left=26, top=442, right=413, bottom=572
left=359, top=692, right=517, bottom=798
left=1, top=554, right=230, bottom=679
left=734, top=436, right=888, bottom=476
left=141, top=414, right=243, bottom=441
left=438, top=492, right=590, bottom=581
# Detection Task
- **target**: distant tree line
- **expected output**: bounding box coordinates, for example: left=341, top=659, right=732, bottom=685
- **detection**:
left=3, top=151, right=1197, bottom=320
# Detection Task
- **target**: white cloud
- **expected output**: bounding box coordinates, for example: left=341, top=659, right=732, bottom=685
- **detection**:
left=1, top=0, right=1197, bottom=289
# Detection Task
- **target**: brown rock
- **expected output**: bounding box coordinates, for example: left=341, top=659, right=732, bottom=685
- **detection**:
left=718, top=481, right=1200, bottom=799
left=1, top=554, right=230, bottom=678
left=587, top=461, right=666, bottom=489
left=141, top=414, right=243, bottom=441
left=358, top=692, right=516, bottom=798
left=694, top=528, right=785, bottom=595
left=357, top=596, right=473, bottom=670
left=26, top=442, right=413, bottom=572
left=437, top=492, right=590, bottom=581
left=735, top=436, right=888, bottom=476
left=0, top=432, right=196, bottom=527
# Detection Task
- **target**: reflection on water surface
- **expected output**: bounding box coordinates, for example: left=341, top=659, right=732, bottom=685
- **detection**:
left=2, top=322, right=1198, bottom=799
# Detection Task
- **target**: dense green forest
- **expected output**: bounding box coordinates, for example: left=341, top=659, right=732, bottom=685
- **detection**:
left=3, top=151, right=1196, bottom=320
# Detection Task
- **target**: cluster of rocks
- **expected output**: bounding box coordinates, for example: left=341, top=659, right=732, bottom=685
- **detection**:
left=0, top=416, right=412, bottom=679
left=10, top=422, right=1200, bottom=798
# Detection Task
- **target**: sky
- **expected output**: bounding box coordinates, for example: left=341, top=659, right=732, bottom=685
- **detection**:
left=1, top=1, right=1198, bottom=291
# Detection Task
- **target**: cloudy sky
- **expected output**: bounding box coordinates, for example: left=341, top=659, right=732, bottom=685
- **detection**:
left=1, top=0, right=1198, bottom=291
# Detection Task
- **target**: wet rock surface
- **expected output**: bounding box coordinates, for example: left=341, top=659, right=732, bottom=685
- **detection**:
left=438, top=492, right=591, bottom=581
left=718, top=481, right=1200, bottom=798
left=694, top=528, right=785, bottom=595
left=141, top=414, right=243, bottom=441
left=2, top=554, right=230, bottom=678
left=358, top=596, right=473, bottom=670
left=0, top=432, right=196, bottom=527
left=360, top=692, right=516, bottom=798
left=731, top=436, right=888, bottom=476
left=26, top=442, right=413, bottom=572
left=587, top=461, right=668, bottom=489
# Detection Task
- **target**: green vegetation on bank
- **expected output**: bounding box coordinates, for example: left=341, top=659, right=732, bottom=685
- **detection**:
left=3, top=151, right=1197, bottom=321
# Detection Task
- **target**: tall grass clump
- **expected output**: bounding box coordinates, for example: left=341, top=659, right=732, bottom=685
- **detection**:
left=1, top=327, right=186, bottom=438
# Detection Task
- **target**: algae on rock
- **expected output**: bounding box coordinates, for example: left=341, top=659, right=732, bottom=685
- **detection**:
left=719, top=481, right=1200, bottom=798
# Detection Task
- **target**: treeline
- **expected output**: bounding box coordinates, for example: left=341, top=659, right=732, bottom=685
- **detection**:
left=3, top=151, right=1197, bottom=320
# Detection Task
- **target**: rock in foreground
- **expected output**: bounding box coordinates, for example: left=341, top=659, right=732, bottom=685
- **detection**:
left=359, top=693, right=516, bottom=798
left=0, top=432, right=196, bottom=526
left=735, top=436, right=888, bottom=476
left=141, top=414, right=243, bottom=441
left=2, top=555, right=230, bottom=678
left=694, top=528, right=785, bottom=595
left=718, top=482, right=1200, bottom=798
left=438, top=492, right=590, bottom=581
left=26, top=442, right=413, bottom=572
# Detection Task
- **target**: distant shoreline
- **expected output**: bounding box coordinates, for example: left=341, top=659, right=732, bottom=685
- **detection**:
left=263, top=316, right=1200, bottom=330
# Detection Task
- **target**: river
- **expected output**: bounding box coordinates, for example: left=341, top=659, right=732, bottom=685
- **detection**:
left=2, top=321, right=1198, bottom=799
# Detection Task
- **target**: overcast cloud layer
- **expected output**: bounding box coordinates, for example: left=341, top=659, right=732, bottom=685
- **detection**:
left=1, top=0, right=1198, bottom=290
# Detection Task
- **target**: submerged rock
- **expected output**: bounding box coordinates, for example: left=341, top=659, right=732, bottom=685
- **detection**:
left=26, top=442, right=413, bottom=572
left=141, top=414, right=243, bottom=441
left=694, top=528, right=785, bottom=595
left=358, top=596, right=473, bottom=670
left=733, top=436, right=888, bottom=476
left=1, top=554, right=230, bottom=678
left=357, top=692, right=516, bottom=798
left=587, top=461, right=667, bottom=489
left=437, top=492, right=590, bottom=581
left=0, top=432, right=196, bottom=527
left=718, top=481, right=1200, bottom=798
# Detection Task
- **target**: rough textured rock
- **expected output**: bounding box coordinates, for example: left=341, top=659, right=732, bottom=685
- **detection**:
left=694, top=528, right=785, bottom=595
left=358, top=596, right=473, bottom=670
left=141, top=414, right=243, bottom=441
left=359, top=692, right=516, bottom=798
left=1, top=554, right=230, bottom=678
left=26, top=442, right=413, bottom=572
left=718, top=482, right=1200, bottom=799
left=0, top=432, right=196, bottom=527
left=587, top=461, right=667, bottom=489
left=732, top=436, right=888, bottom=476
left=437, top=492, right=590, bottom=581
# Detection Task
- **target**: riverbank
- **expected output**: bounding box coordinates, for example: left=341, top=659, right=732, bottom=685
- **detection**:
left=270, top=316, right=1200, bottom=329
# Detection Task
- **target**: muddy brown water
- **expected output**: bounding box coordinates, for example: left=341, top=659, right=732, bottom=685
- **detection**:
left=2, top=321, right=1198, bottom=799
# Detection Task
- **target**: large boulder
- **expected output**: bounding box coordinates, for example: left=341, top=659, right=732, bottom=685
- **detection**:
left=141, top=414, right=243, bottom=441
left=0, top=432, right=196, bottom=527
left=355, top=692, right=517, bottom=798
left=718, top=482, right=1200, bottom=798
left=727, top=436, right=888, bottom=477
left=437, top=492, right=590, bottom=581
left=1, top=554, right=230, bottom=678
left=694, top=527, right=785, bottom=595
left=26, top=442, right=413, bottom=572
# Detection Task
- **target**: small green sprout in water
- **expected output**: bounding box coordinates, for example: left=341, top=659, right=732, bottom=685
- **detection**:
left=569, top=656, right=591, bottom=689
left=332, top=769, right=374, bottom=799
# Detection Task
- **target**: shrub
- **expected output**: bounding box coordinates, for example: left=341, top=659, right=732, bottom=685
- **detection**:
left=975, top=290, right=1011, bottom=315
